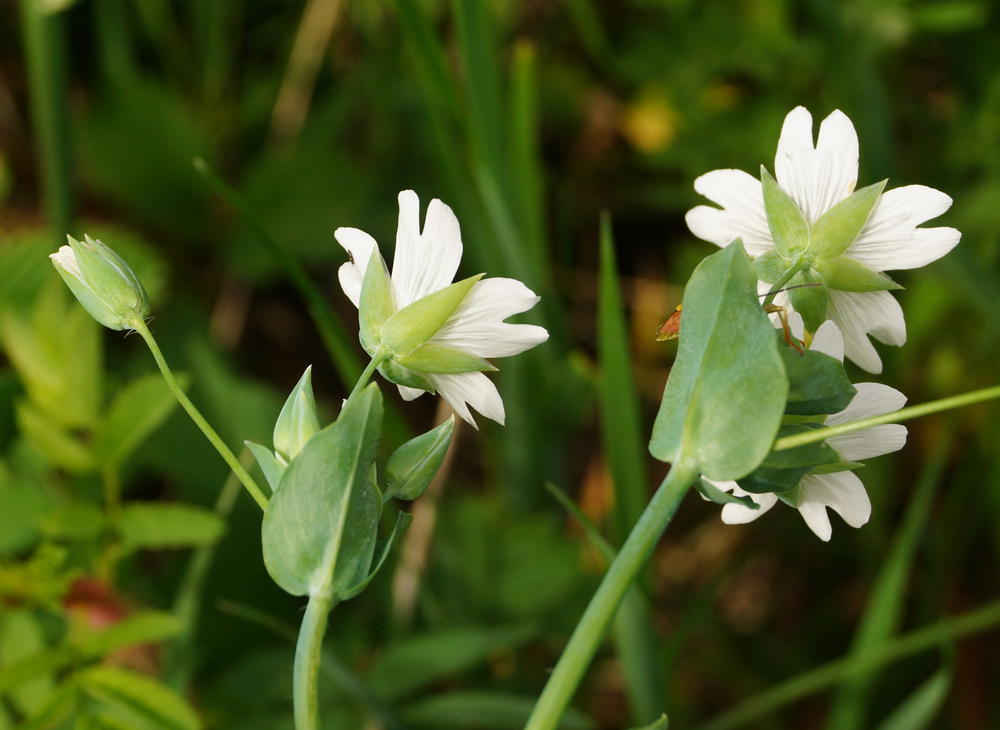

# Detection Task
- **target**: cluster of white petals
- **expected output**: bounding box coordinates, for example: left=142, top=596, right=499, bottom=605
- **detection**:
left=706, top=320, right=908, bottom=541
left=336, top=191, right=548, bottom=428
left=686, top=106, right=960, bottom=373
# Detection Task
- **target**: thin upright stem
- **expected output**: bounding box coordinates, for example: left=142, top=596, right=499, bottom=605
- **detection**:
left=524, top=462, right=699, bottom=730
left=773, top=383, right=1000, bottom=452
left=130, top=318, right=269, bottom=511
left=762, top=256, right=808, bottom=307
left=294, top=593, right=336, bottom=730
left=349, top=348, right=390, bottom=402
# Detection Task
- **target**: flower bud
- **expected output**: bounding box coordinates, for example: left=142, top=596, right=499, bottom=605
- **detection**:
left=273, top=366, right=321, bottom=463
left=50, top=235, right=150, bottom=331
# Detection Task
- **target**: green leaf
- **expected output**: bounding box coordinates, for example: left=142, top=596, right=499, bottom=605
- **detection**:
left=15, top=681, right=76, bottom=730
left=0, top=611, right=53, bottom=716
left=77, top=666, right=201, bottom=730
left=245, top=441, right=285, bottom=494
left=786, top=268, right=828, bottom=333
left=872, top=668, right=950, bottom=730
left=339, top=511, right=413, bottom=600
left=761, top=167, right=808, bottom=257
left=15, top=400, right=97, bottom=473
left=94, top=372, right=184, bottom=467
left=118, top=503, right=225, bottom=552
left=695, top=478, right=759, bottom=509
left=377, top=360, right=436, bottom=394
left=261, top=384, right=383, bottom=598
left=400, top=691, right=594, bottom=729
left=737, top=425, right=841, bottom=494
left=272, top=366, right=321, bottom=463
left=629, top=716, right=669, bottom=730
left=815, top=256, right=902, bottom=293
left=394, top=343, right=496, bottom=374
left=359, top=252, right=395, bottom=354
left=380, top=275, right=483, bottom=356
left=383, top=417, right=455, bottom=501
left=649, top=241, right=788, bottom=480
left=368, top=626, right=536, bottom=703
left=808, top=460, right=863, bottom=475
left=781, top=346, right=857, bottom=416
left=809, top=180, right=886, bottom=261
left=752, top=249, right=791, bottom=284
left=38, top=501, right=105, bottom=542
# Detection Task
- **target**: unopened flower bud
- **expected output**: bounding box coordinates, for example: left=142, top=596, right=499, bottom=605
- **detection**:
left=50, top=235, right=150, bottom=331
left=273, top=366, right=321, bottom=463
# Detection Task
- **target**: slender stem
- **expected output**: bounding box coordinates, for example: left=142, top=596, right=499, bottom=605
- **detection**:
left=19, top=0, right=74, bottom=241
left=773, top=383, right=1000, bottom=452
left=349, top=348, right=389, bottom=402
left=524, top=462, right=698, bottom=730
left=762, top=256, right=808, bottom=307
left=697, top=595, right=1000, bottom=730
left=294, top=593, right=336, bottom=730
left=130, top=318, right=269, bottom=511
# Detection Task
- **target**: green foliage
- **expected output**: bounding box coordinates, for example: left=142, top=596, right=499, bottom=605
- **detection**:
left=379, top=275, right=483, bottom=357
left=383, top=416, right=455, bottom=501
left=400, top=691, right=594, bottom=729
left=118, top=503, right=225, bottom=552
left=649, top=242, right=787, bottom=480
left=780, top=346, right=856, bottom=416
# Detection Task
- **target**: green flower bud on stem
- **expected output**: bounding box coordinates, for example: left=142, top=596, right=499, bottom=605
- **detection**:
left=49, top=235, right=150, bottom=331
left=273, top=366, right=322, bottom=463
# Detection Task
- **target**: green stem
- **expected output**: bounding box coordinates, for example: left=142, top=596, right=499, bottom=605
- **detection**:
left=349, top=349, right=390, bottom=402
left=697, top=595, right=1000, bottom=730
left=524, top=462, right=699, bottom=730
left=19, top=0, right=74, bottom=241
left=773, top=383, right=1000, bottom=452
left=762, top=256, right=808, bottom=307
left=130, top=318, right=269, bottom=511
left=294, top=593, right=336, bottom=730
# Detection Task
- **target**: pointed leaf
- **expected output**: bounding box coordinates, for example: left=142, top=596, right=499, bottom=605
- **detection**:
left=245, top=441, right=286, bottom=494
left=262, top=384, right=383, bottom=598
left=816, top=256, right=902, bottom=293
left=649, top=241, right=788, bottom=480
left=339, top=511, right=413, bottom=600
left=810, top=180, right=886, bottom=261
left=873, top=667, right=950, bottom=730
left=78, top=666, right=201, bottom=730
left=118, top=503, right=225, bottom=552
left=786, top=269, right=828, bottom=333
left=359, top=252, right=395, bottom=353
left=384, top=417, right=455, bottom=501
left=761, top=167, right=808, bottom=257
left=380, top=275, right=483, bottom=356
left=272, top=366, right=321, bottom=463
left=780, top=345, right=857, bottom=416
left=395, top=344, right=497, bottom=374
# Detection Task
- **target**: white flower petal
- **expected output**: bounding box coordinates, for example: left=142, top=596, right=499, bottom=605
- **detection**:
left=827, top=382, right=907, bottom=425
left=397, top=385, right=425, bottom=402
left=721, top=491, right=778, bottom=524
left=428, top=372, right=505, bottom=429
left=775, top=107, right=858, bottom=225
left=826, top=382, right=908, bottom=461
left=847, top=186, right=960, bottom=271
left=431, top=278, right=550, bottom=358
left=391, top=190, right=425, bottom=308
left=391, top=192, right=465, bottom=309
left=686, top=170, right=773, bottom=255
left=335, top=227, right=380, bottom=308
left=797, top=472, right=871, bottom=541
left=826, top=290, right=906, bottom=373
left=809, top=320, right=845, bottom=361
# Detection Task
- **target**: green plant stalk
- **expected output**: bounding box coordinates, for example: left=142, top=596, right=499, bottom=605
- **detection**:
left=773, top=383, right=1000, bottom=451
left=524, top=462, right=698, bottom=730
left=294, top=593, right=336, bottom=730
left=349, top=348, right=389, bottom=402
left=697, top=595, right=1000, bottom=730
left=130, top=318, right=268, bottom=511
left=19, top=0, right=74, bottom=240
left=762, top=256, right=808, bottom=307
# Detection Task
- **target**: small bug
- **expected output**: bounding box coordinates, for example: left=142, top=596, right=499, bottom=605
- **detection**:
left=348, top=250, right=355, bottom=265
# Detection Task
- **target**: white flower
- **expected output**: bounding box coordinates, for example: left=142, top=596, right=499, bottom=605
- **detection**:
left=706, top=321, right=908, bottom=541
left=686, top=106, right=960, bottom=373
left=336, top=190, right=549, bottom=428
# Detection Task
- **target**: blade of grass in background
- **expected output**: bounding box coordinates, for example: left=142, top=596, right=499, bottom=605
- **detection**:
left=19, top=0, right=74, bottom=244
left=597, top=215, right=665, bottom=724
left=825, top=422, right=953, bottom=730
left=871, top=666, right=951, bottom=730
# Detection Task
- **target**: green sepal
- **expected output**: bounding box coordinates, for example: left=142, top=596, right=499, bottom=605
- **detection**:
left=695, top=478, right=759, bottom=510
left=378, top=360, right=436, bottom=393
left=338, top=511, right=413, bottom=601
left=753, top=249, right=790, bottom=284
left=359, top=252, right=395, bottom=354
left=245, top=440, right=286, bottom=493
left=395, top=343, right=497, bottom=374
left=383, top=416, right=455, bottom=501
left=809, top=180, right=886, bottom=261
left=272, top=366, right=321, bottom=463
left=380, top=274, right=483, bottom=355
left=53, top=236, right=150, bottom=331
left=787, top=269, right=828, bottom=332
left=761, top=167, right=809, bottom=257
left=736, top=424, right=841, bottom=494
left=815, top=256, right=902, bottom=293
left=780, top=345, right=857, bottom=416
left=808, top=460, right=863, bottom=475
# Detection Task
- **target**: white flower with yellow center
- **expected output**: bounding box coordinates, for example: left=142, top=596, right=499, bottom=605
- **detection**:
left=686, top=106, right=960, bottom=373
left=336, top=190, right=548, bottom=428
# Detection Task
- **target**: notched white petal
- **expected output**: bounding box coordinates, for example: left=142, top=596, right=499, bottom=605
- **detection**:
left=335, top=227, right=380, bottom=308
left=826, top=290, right=906, bottom=373
left=809, top=320, right=845, bottom=361
left=431, top=371, right=505, bottom=429
left=798, top=472, right=871, bottom=541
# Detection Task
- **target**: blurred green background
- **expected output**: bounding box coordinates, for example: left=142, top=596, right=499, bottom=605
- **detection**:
left=0, top=0, right=999, bottom=728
